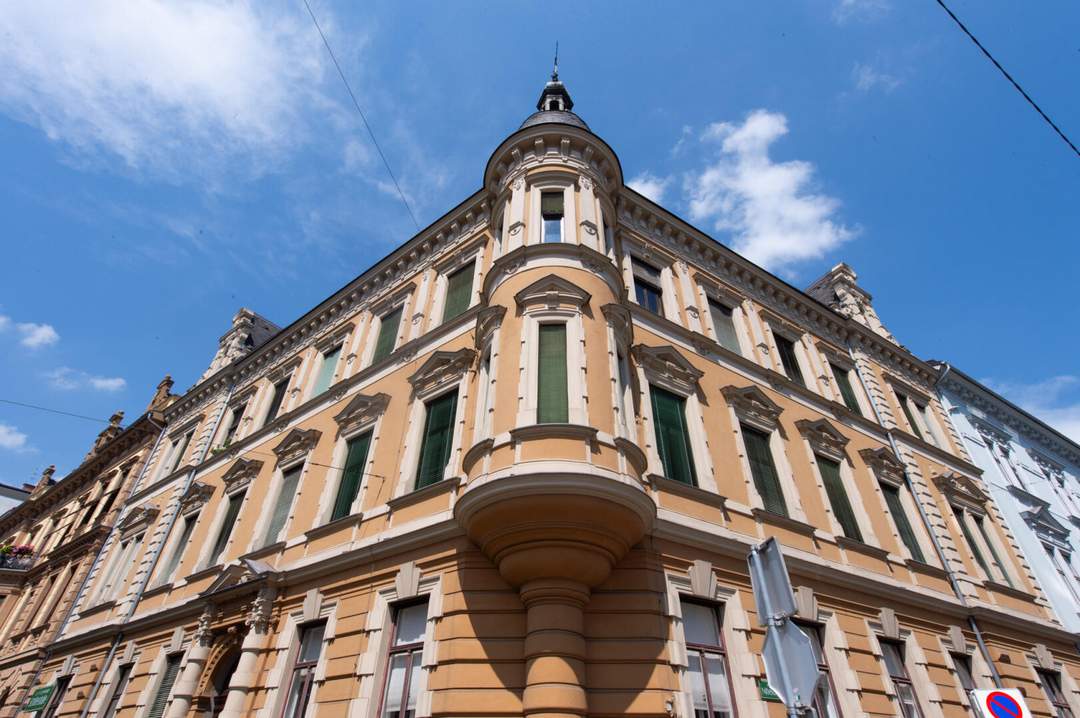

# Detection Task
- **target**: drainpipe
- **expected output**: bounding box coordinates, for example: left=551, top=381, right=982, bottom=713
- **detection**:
left=848, top=345, right=1003, bottom=687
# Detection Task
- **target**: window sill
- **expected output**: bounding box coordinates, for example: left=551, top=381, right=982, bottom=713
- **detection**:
left=904, top=558, right=948, bottom=579
left=242, top=542, right=285, bottom=562
left=141, top=581, right=173, bottom=600
left=984, top=580, right=1033, bottom=602
left=835, top=536, right=890, bottom=560
left=649, top=474, right=726, bottom=510
left=78, top=600, right=116, bottom=619
left=509, top=423, right=599, bottom=443
left=388, top=476, right=461, bottom=513
left=751, top=508, right=816, bottom=536
left=305, top=513, right=361, bottom=541
left=185, top=564, right=224, bottom=583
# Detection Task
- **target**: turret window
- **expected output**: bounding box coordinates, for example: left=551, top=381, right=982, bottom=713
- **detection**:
left=541, top=192, right=564, bottom=243
left=632, top=258, right=664, bottom=315
left=537, top=323, right=569, bottom=424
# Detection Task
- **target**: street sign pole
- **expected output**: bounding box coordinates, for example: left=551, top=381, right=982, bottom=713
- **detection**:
left=748, top=538, right=822, bottom=717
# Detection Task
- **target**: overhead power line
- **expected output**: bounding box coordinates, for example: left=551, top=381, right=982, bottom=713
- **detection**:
left=301, top=0, right=422, bottom=229
left=933, top=0, right=1079, bottom=158
left=0, top=398, right=109, bottom=424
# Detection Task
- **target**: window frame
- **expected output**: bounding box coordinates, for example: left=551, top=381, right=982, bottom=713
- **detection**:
left=368, top=289, right=413, bottom=367
left=540, top=190, right=564, bottom=243
left=39, top=674, right=71, bottom=718
left=413, top=390, right=460, bottom=491
left=1037, top=669, right=1076, bottom=718
left=153, top=509, right=200, bottom=587
left=328, top=429, right=374, bottom=523
left=280, top=620, right=327, bottom=718
left=256, top=457, right=309, bottom=550
left=649, top=384, right=698, bottom=487
left=815, top=453, right=864, bottom=542
left=879, top=639, right=925, bottom=718
left=795, top=620, right=843, bottom=718
left=204, top=486, right=248, bottom=569
left=146, top=652, right=184, bottom=718
left=100, top=662, right=134, bottom=718
left=310, top=343, right=344, bottom=398
left=376, top=599, right=430, bottom=718
left=263, top=373, right=294, bottom=427
left=216, top=399, right=249, bottom=449
left=631, top=256, right=665, bottom=316
left=771, top=330, right=807, bottom=388
left=677, top=597, right=738, bottom=718
left=741, top=423, right=789, bottom=517
left=536, top=322, right=570, bottom=424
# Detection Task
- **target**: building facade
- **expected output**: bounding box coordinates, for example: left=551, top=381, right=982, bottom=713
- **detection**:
left=933, top=363, right=1080, bottom=633
left=0, top=379, right=172, bottom=717
left=23, top=75, right=1080, bottom=718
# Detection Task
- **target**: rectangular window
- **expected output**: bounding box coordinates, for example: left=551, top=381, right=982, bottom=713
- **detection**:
left=897, top=394, right=924, bottom=441
left=1038, top=670, right=1075, bottom=718
left=918, top=404, right=938, bottom=446
left=708, top=300, right=740, bottom=354
left=146, top=654, right=183, bottom=718
left=158, top=512, right=198, bottom=585
left=798, top=622, right=842, bottom=718
left=415, top=392, right=458, bottom=490
left=541, top=191, right=563, bottom=243
left=265, top=377, right=291, bottom=425
left=263, top=464, right=303, bottom=547
left=101, top=664, right=133, bottom=718
left=380, top=600, right=429, bottom=718
left=312, top=345, right=342, bottom=396
left=282, top=622, right=326, bottom=718
left=220, top=403, right=245, bottom=447
left=679, top=599, right=734, bottom=718
left=973, top=514, right=1013, bottom=587
left=442, top=262, right=475, bottom=322
left=168, top=431, right=194, bottom=474
left=774, top=334, right=805, bottom=387
left=40, top=675, right=70, bottom=718
left=373, top=307, right=403, bottom=363
left=209, top=490, right=246, bottom=566
left=331, top=432, right=372, bottom=522
left=632, top=259, right=663, bottom=315
left=953, top=506, right=991, bottom=578
left=951, top=653, right=975, bottom=693
left=537, top=323, right=569, bottom=424
left=1045, top=545, right=1080, bottom=602
left=881, top=640, right=923, bottom=718
left=650, top=386, right=696, bottom=486
left=818, top=456, right=862, bottom=541
left=742, top=425, right=787, bottom=516
left=831, top=364, right=862, bottom=416
left=881, top=483, right=926, bottom=563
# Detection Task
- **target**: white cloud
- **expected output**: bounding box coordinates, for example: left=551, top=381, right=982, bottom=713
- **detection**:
left=0, top=0, right=333, bottom=183
left=853, top=63, right=902, bottom=93
left=46, top=367, right=126, bottom=392
left=683, top=110, right=856, bottom=273
left=628, top=172, right=673, bottom=203
left=0, top=315, right=9, bottom=331
left=15, top=322, right=59, bottom=349
left=0, top=424, right=30, bottom=452
left=983, top=375, right=1080, bottom=443
left=834, top=0, right=890, bottom=23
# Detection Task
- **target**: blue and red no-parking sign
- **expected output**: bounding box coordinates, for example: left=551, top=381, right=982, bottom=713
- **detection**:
left=985, top=691, right=1023, bottom=718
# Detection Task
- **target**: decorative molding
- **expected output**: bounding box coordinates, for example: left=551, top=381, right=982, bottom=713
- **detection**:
left=179, top=481, right=215, bottom=513
left=971, top=417, right=1010, bottom=448
left=1021, top=505, right=1071, bottom=549
left=794, top=586, right=818, bottom=622
left=272, top=428, right=322, bottom=466
left=796, top=419, right=849, bottom=460
left=407, top=348, right=476, bottom=397
left=878, top=607, right=900, bottom=639
left=221, top=458, right=263, bottom=492
left=333, top=393, right=390, bottom=438
left=721, top=384, right=782, bottom=431
left=947, top=625, right=969, bottom=654
left=633, top=344, right=704, bottom=396
left=116, top=506, right=159, bottom=538
left=474, top=306, right=507, bottom=350
left=395, top=561, right=421, bottom=599
left=859, top=447, right=906, bottom=488
left=1032, top=644, right=1056, bottom=671
left=933, top=472, right=989, bottom=512
left=687, top=560, right=716, bottom=598
left=513, top=273, right=592, bottom=312
left=601, top=303, right=634, bottom=349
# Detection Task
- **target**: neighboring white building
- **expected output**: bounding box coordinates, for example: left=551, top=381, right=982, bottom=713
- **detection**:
left=933, top=361, right=1080, bottom=632
left=0, top=485, right=30, bottom=519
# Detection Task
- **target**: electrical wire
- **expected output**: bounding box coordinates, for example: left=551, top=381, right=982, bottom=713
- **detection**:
left=933, top=0, right=1079, bottom=158
left=301, top=0, right=422, bottom=228
left=0, top=398, right=109, bottom=424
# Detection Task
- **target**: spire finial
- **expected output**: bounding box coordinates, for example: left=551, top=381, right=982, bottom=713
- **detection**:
left=552, top=41, right=559, bottom=81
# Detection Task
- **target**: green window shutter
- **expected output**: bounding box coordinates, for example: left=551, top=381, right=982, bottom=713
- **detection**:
left=954, top=506, right=991, bottom=576
left=831, top=364, right=862, bottom=416
left=774, top=335, right=805, bottom=387
left=650, top=386, right=697, bottom=486
left=415, top=392, right=458, bottom=489
left=442, top=262, right=475, bottom=323
left=743, top=425, right=788, bottom=516
left=974, top=516, right=1013, bottom=587
left=817, top=456, right=862, bottom=541
left=537, top=324, right=569, bottom=424
left=265, top=377, right=290, bottom=424
left=897, top=394, right=924, bottom=440
left=209, top=490, right=245, bottom=565
left=263, top=466, right=303, bottom=547
left=159, top=513, right=198, bottom=583
left=146, top=655, right=182, bottom=718
left=372, top=307, right=403, bottom=363
left=312, top=345, right=342, bottom=396
left=541, top=192, right=564, bottom=215
left=709, top=300, right=740, bottom=354
left=331, top=432, right=372, bottom=521
left=881, top=483, right=925, bottom=563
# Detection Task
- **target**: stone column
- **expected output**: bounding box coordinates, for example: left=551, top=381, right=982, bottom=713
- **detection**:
left=219, top=587, right=275, bottom=718
left=165, top=605, right=215, bottom=718
left=520, top=579, right=591, bottom=718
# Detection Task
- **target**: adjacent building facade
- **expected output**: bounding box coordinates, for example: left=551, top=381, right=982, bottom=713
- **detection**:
left=16, top=75, right=1080, bottom=718
left=933, top=363, right=1080, bottom=634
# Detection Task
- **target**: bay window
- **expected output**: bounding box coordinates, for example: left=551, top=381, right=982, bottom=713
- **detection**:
left=537, top=323, right=569, bottom=424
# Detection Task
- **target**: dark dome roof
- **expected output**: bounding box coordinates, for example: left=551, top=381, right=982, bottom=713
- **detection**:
left=519, top=109, right=590, bottom=131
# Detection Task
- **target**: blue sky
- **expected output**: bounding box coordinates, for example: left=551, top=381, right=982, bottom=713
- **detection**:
left=1, top=0, right=1078, bottom=486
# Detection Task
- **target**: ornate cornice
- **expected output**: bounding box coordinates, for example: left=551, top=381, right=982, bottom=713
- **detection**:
left=796, top=419, right=849, bottom=460
left=933, top=472, right=989, bottom=512
left=859, top=447, right=906, bottom=487
left=632, top=344, right=704, bottom=396
left=221, top=458, right=263, bottom=492
left=721, top=384, right=782, bottom=432
left=407, top=348, right=476, bottom=397
left=333, top=393, right=390, bottom=438
left=514, top=274, right=591, bottom=312
left=179, top=481, right=215, bottom=513
left=272, top=428, right=322, bottom=466
left=474, top=306, right=507, bottom=351
left=116, top=506, right=159, bottom=538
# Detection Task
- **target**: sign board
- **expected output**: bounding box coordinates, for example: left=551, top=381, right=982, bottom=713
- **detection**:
left=971, top=689, right=1030, bottom=718
left=758, top=679, right=782, bottom=702
left=748, top=537, right=796, bottom=624
left=23, top=684, right=54, bottom=712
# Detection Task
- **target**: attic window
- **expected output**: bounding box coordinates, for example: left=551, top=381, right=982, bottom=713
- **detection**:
left=547, top=98, right=561, bottom=111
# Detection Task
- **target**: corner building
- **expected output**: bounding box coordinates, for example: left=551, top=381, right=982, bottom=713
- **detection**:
left=37, top=75, right=1080, bottom=718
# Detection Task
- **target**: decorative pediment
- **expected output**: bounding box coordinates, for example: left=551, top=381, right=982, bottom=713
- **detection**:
left=601, top=304, right=633, bottom=349
left=179, top=481, right=215, bottom=513
left=221, top=458, right=263, bottom=492
left=474, top=306, right=507, bottom=350
left=1030, top=451, right=1066, bottom=483
left=796, top=419, right=849, bottom=460
left=1022, top=505, right=1070, bottom=546
left=633, top=344, right=704, bottom=396
left=117, top=506, right=160, bottom=538
left=514, top=274, right=591, bottom=312
left=333, top=393, right=390, bottom=437
left=199, top=558, right=275, bottom=597
left=273, top=428, right=322, bottom=466
left=972, top=417, right=1010, bottom=448
left=859, top=447, right=906, bottom=487
left=407, top=348, right=476, bottom=397
left=720, top=384, right=782, bottom=431
left=933, top=472, right=988, bottom=511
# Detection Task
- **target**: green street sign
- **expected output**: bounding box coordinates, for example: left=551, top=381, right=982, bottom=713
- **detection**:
left=24, top=684, right=54, bottom=712
left=758, top=679, right=782, bottom=703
